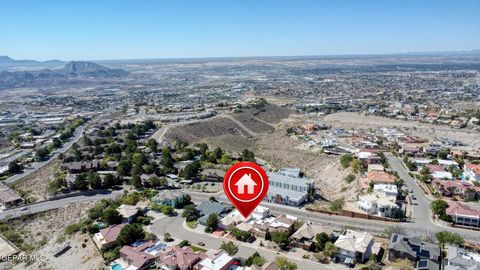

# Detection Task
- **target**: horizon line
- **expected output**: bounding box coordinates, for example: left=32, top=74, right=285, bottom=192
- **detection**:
left=2, top=48, right=480, bottom=63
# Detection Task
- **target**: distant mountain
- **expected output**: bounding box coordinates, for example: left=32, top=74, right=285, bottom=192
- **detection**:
left=0, top=55, right=65, bottom=70
left=0, top=61, right=128, bottom=90
left=0, top=56, right=15, bottom=63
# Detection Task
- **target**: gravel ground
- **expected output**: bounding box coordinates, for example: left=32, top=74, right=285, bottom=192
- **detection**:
left=12, top=159, right=62, bottom=202
left=1, top=202, right=104, bottom=270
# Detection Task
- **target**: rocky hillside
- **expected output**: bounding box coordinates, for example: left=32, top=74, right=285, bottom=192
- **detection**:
left=164, top=103, right=293, bottom=144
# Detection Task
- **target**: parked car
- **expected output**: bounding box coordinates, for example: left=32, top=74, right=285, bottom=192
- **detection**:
left=411, top=195, right=417, bottom=200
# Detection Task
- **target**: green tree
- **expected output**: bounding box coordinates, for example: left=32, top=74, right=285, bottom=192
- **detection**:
left=344, top=174, right=355, bottom=184
left=340, top=154, right=353, bottom=169
left=130, top=175, right=142, bottom=189
left=149, top=176, right=167, bottom=189
left=181, top=161, right=201, bottom=179
left=270, top=231, right=291, bottom=249
left=275, top=256, right=297, bottom=270
left=205, top=213, right=218, bottom=232
left=351, top=159, right=363, bottom=174
left=231, top=228, right=251, bottom=242
left=161, top=148, right=174, bottom=172
left=164, top=232, right=172, bottom=242
left=323, top=242, right=338, bottom=258
left=213, top=147, right=223, bottom=159
left=8, top=160, right=23, bottom=174
left=329, top=197, right=345, bottom=212
left=241, top=149, right=255, bottom=162
left=315, top=232, right=330, bottom=251
left=435, top=231, right=464, bottom=246
left=161, top=205, right=175, bottom=216
left=52, top=138, right=62, bottom=148
left=88, top=173, right=102, bottom=189
left=431, top=199, right=449, bottom=216
left=182, top=205, right=199, bottom=222
left=103, top=173, right=116, bottom=188
left=36, top=147, right=49, bottom=161
left=146, top=139, right=158, bottom=152
left=118, top=224, right=145, bottom=246
left=420, top=166, right=430, bottom=176
left=102, top=208, right=122, bottom=225
left=220, top=241, right=238, bottom=256
left=245, top=252, right=266, bottom=267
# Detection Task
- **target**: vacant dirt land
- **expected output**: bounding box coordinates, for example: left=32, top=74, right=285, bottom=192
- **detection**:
left=12, top=159, right=62, bottom=202
left=2, top=202, right=104, bottom=270
left=324, top=112, right=480, bottom=148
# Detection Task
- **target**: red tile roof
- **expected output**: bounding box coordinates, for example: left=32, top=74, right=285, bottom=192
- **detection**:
left=120, top=241, right=157, bottom=269
left=446, top=202, right=480, bottom=218
left=99, top=224, right=125, bottom=243
left=427, top=165, right=445, bottom=173
left=367, top=171, right=396, bottom=184
left=465, top=164, right=480, bottom=174
left=160, top=246, right=206, bottom=269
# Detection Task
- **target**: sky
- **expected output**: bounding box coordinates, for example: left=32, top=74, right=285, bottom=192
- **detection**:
left=1, top=0, right=479, bottom=61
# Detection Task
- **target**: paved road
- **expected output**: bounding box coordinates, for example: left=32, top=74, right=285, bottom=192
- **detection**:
left=0, top=190, right=124, bottom=220
left=150, top=216, right=339, bottom=270
left=385, top=153, right=432, bottom=223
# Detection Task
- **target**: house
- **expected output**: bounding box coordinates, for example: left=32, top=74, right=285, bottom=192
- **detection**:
left=157, top=245, right=207, bottom=270
left=0, top=183, right=22, bottom=209
left=196, top=201, right=231, bottom=225
left=218, top=210, right=248, bottom=230
left=117, top=204, right=140, bottom=224
left=265, top=168, right=314, bottom=206
left=120, top=241, right=161, bottom=270
left=334, top=229, right=380, bottom=263
left=464, top=164, right=480, bottom=182
left=199, top=169, right=225, bottom=182
left=193, top=251, right=235, bottom=270
left=252, top=215, right=297, bottom=238
left=268, top=215, right=297, bottom=234
left=387, top=234, right=440, bottom=266
left=357, top=192, right=399, bottom=218
left=93, top=224, right=125, bottom=249
left=431, top=179, right=479, bottom=200
left=367, top=171, right=396, bottom=185
left=151, top=190, right=186, bottom=207
left=290, top=223, right=333, bottom=250
left=60, top=160, right=100, bottom=174
left=368, top=164, right=385, bottom=172
left=424, top=144, right=443, bottom=156
left=445, top=245, right=480, bottom=270
left=446, top=202, right=480, bottom=228
left=373, top=184, right=398, bottom=197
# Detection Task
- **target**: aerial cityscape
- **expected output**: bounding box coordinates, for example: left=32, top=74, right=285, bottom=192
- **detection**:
left=1, top=1, right=480, bottom=270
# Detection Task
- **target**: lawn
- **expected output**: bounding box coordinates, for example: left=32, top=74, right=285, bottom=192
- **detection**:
left=191, top=245, right=208, bottom=252
left=187, top=220, right=198, bottom=229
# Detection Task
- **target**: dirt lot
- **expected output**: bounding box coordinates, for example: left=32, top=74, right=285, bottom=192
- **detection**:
left=12, top=159, right=62, bottom=202
left=1, top=202, right=105, bottom=270
left=323, top=112, right=480, bottom=149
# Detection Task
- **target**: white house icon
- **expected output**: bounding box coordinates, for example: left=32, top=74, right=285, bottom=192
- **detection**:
left=234, top=173, right=257, bottom=194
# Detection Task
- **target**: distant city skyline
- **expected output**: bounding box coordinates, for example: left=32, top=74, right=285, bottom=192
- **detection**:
left=1, top=0, right=479, bottom=61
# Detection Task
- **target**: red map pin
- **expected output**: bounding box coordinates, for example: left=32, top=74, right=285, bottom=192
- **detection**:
left=223, top=161, right=269, bottom=218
